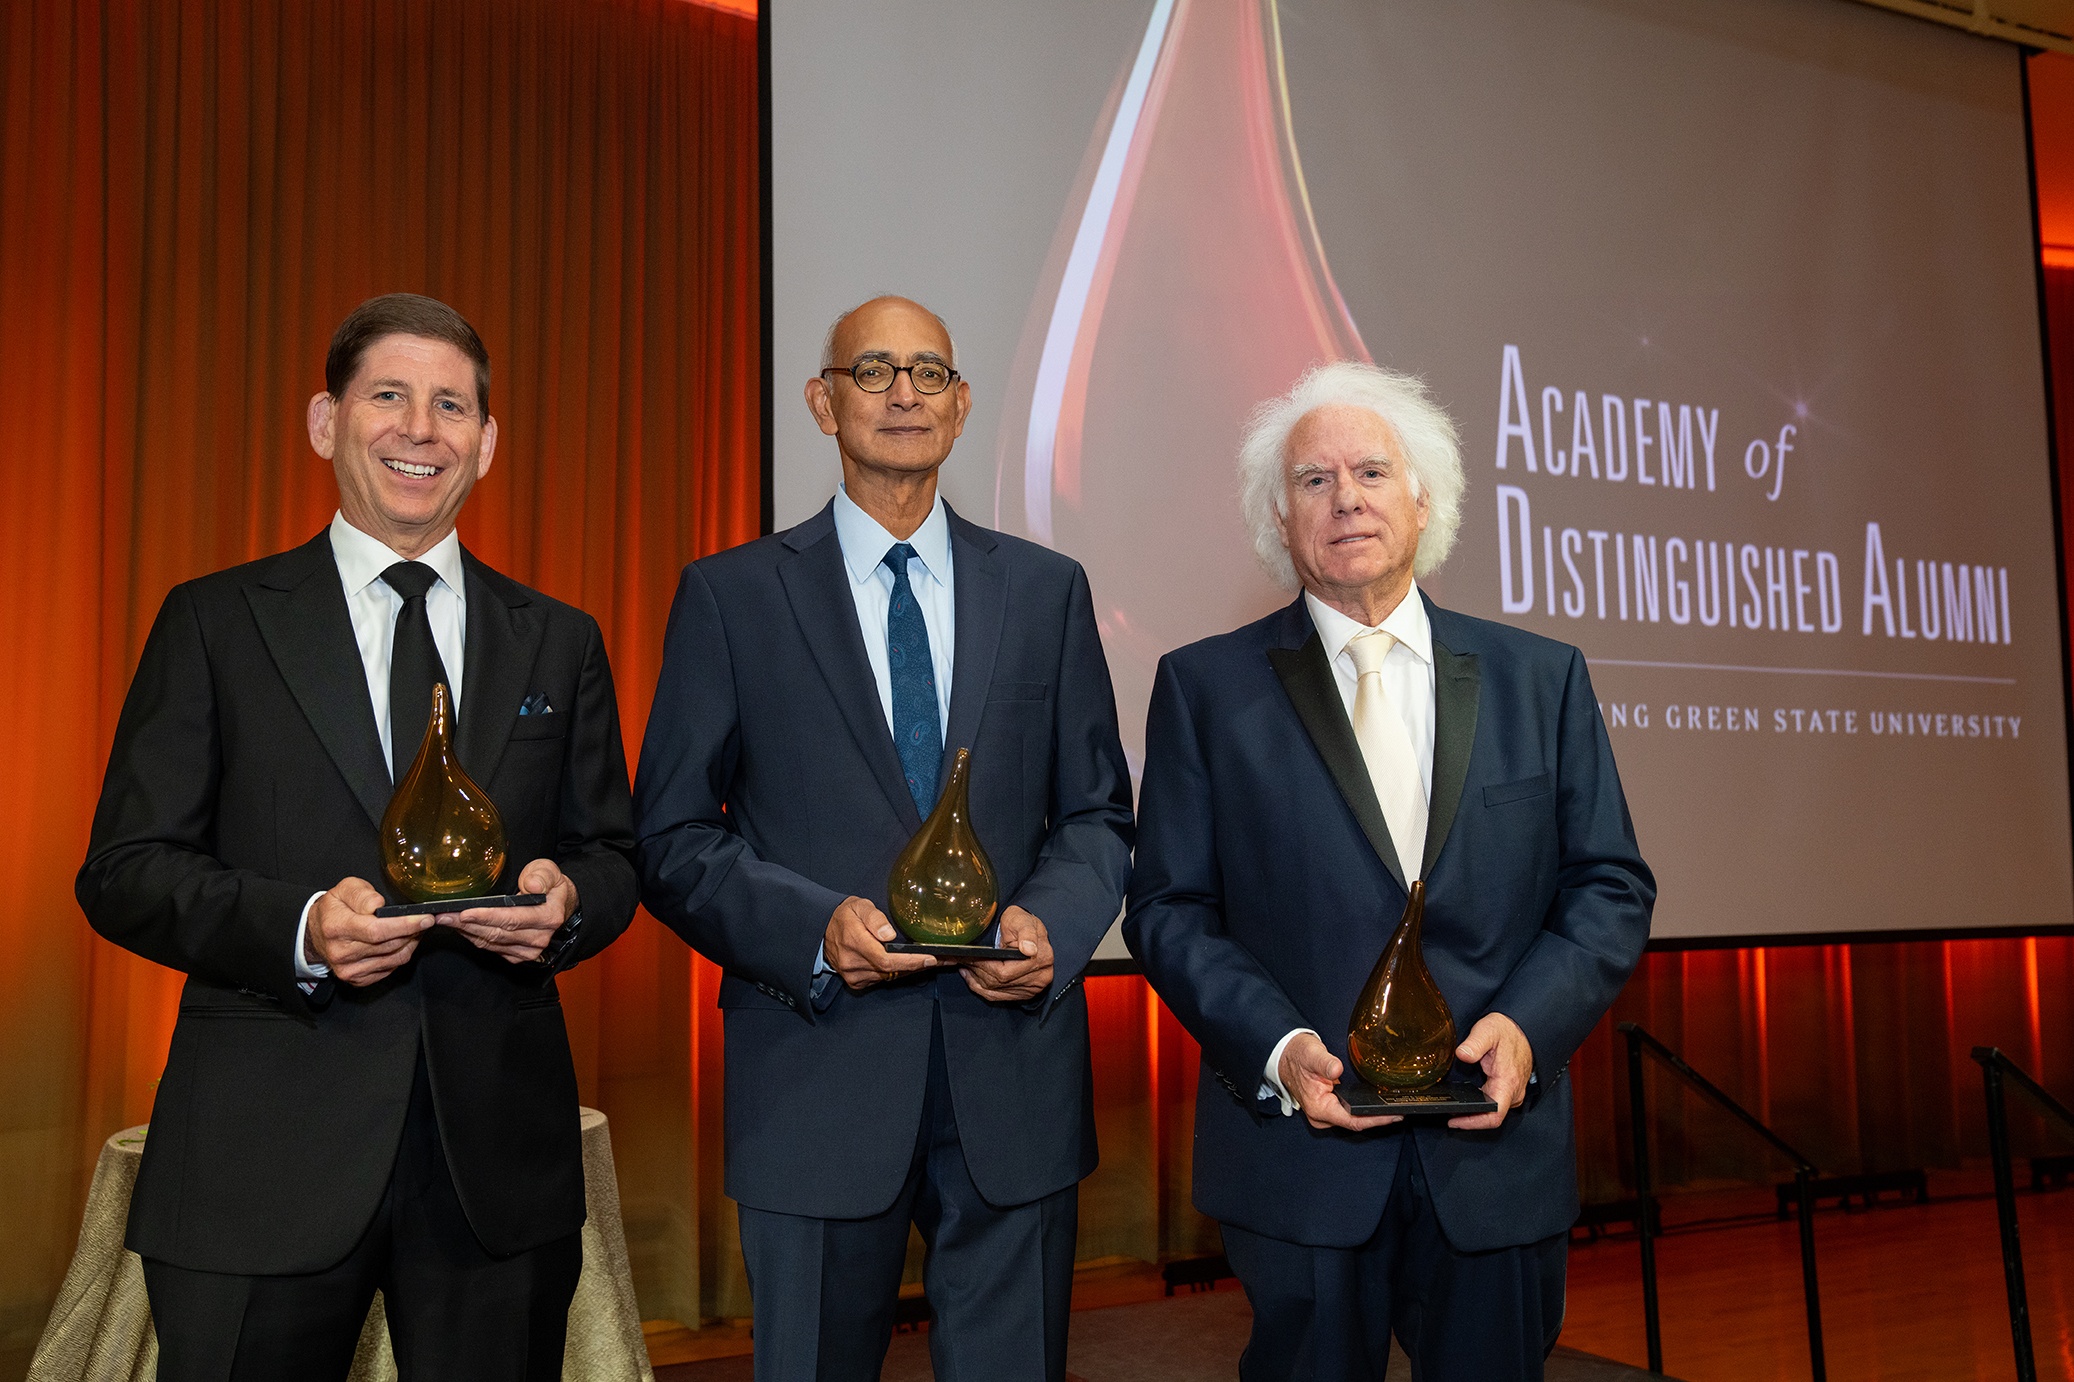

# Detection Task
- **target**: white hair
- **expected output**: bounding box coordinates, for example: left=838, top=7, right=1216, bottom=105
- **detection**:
left=1237, top=360, right=1465, bottom=591
left=819, top=297, right=959, bottom=371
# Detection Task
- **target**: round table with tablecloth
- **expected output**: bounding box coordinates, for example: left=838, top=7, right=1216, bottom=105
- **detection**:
left=27, top=1108, right=653, bottom=1382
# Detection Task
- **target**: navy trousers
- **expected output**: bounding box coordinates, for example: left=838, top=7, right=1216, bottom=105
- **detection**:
left=738, top=1005, right=1078, bottom=1382
left=1221, top=1138, right=1566, bottom=1382
left=143, top=1052, right=581, bottom=1382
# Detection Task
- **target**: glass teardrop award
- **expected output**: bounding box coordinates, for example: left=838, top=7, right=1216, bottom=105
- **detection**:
left=884, top=747, right=1021, bottom=961
left=372, top=683, right=546, bottom=917
left=1338, top=881, right=1498, bottom=1117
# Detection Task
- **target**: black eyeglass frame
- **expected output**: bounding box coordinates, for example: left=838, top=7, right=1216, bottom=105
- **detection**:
left=819, top=361, right=963, bottom=395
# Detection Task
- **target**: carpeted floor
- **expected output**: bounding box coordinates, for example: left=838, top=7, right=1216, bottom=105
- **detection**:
left=654, top=1286, right=1678, bottom=1380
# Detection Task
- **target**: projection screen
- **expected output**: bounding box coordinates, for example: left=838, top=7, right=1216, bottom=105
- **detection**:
left=769, top=0, right=2074, bottom=942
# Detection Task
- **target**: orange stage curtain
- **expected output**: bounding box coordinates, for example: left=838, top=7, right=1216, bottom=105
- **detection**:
left=0, top=0, right=758, bottom=1365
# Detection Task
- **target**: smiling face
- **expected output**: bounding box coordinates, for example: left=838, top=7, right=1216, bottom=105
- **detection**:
left=805, top=296, right=971, bottom=484
left=308, top=333, right=497, bottom=558
left=1274, top=403, right=1429, bottom=619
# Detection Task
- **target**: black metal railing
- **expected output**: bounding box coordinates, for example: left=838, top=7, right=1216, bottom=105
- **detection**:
left=1971, top=1047, right=2074, bottom=1382
left=1620, top=1021, right=1826, bottom=1382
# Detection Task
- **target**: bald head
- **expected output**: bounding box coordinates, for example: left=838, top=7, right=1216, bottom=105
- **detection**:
left=820, top=296, right=958, bottom=372
left=804, top=295, right=973, bottom=521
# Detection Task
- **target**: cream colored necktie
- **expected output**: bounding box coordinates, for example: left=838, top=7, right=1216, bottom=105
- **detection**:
left=1348, top=628, right=1428, bottom=884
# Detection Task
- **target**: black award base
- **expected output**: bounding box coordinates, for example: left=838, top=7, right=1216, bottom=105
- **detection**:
left=1337, top=1079, right=1498, bottom=1118
left=884, top=940, right=1025, bottom=962
left=373, top=892, right=548, bottom=918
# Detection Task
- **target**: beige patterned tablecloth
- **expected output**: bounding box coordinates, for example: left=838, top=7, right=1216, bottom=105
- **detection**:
left=28, top=1109, right=651, bottom=1382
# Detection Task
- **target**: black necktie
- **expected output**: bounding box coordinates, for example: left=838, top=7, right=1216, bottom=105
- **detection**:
left=381, top=561, right=451, bottom=784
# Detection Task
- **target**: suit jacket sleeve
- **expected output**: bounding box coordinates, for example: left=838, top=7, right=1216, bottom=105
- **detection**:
left=1486, top=646, right=1654, bottom=1077
left=1003, top=562, right=1136, bottom=1007
left=76, top=584, right=321, bottom=1009
left=545, top=615, right=641, bottom=971
left=635, top=564, right=845, bottom=1011
left=1123, top=654, right=1309, bottom=1103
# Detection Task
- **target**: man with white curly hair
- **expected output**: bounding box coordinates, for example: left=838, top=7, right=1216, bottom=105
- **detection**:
left=1125, top=361, right=1654, bottom=1380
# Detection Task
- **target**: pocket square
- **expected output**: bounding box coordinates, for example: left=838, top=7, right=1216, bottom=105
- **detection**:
left=519, top=692, right=555, bottom=716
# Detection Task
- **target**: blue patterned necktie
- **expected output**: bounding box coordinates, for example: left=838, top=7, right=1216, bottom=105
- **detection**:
left=883, top=542, right=943, bottom=815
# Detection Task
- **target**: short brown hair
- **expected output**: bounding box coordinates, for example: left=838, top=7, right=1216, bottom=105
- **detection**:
left=325, top=293, right=491, bottom=413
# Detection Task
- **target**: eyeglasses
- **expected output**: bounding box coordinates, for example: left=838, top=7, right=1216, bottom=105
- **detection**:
left=821, top=359, right=961, bottom=395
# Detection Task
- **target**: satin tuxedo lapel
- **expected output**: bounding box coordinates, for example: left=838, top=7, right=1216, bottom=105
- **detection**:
left=246, top=534, right=393, bottom=828
left=939, top=507, right=1005, bottom=781
left=1265, top=595, right=1488, bottom=889
left=777, top=505, right=923, bottom=833
left=457, top=556, right=547, bottom=791
left=1423, top=596, right=1482, bottom=880
left=1264, top=604, right=1410, bottom=895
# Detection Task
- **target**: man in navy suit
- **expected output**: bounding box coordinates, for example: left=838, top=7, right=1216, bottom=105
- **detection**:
left=634, top=296, right=1134, bottom=1381
left=1124, top=362, right=1654, bottom=1381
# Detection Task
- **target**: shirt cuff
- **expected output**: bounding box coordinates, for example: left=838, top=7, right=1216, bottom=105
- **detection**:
left=1261, top=1027, right=1319, bottom=1116
left=294, top=891, right=330, bottom=991
left=810, top=942, right=838, bottom=1008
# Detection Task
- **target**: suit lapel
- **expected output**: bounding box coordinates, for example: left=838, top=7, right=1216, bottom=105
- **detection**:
left=777, top=505, right=923, bottom=833
left=939, top=507, right=1004, bottom=791
left=457, top=553, right=547, bottom=792
left=246, top=533, right=394, bottom=828
left=1265, top=605, right=1409, bottom=895
left=1423, top=604, right=1482, bottom=878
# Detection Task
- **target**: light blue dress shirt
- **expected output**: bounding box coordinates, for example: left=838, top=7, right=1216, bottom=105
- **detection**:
left=816, top=488, right=957, bottom=984
left=831, top=486, right=955, bottom=738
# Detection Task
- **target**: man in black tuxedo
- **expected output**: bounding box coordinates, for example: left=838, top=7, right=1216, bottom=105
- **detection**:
left=77, top=294, right=638, bottom=1381
left=634, top=296, right=1134, bottom=1381
left=1125, top=362, right=1654, bottom=1381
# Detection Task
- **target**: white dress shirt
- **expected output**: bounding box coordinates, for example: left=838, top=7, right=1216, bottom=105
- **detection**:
left=295, top=513, right=470, bottom=982
left=1262, top=583, right=1437, bottom=1113
left=1305, top=588, right=1436, bottom=798
left=831, top=486, right=955, bottom=736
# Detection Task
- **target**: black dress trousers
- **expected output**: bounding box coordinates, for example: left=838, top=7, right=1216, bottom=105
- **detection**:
left=142, top=1052, right=581, bottom=1382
